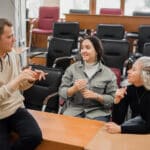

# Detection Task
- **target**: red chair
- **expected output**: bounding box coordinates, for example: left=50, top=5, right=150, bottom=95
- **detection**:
left=31, top=6, right=59, bottom=48
left=100, top=8, right=122, bottom=15
left=110, top=68, right=121, bottom=87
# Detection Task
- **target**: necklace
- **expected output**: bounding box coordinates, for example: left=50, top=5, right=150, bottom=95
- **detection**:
left=136, top=88, right=147, bottom=104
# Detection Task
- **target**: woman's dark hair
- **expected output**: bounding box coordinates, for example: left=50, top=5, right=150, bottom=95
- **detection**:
left=80, top=35, right=103, bottom=61
left=0, top=18, right=12, bottom=36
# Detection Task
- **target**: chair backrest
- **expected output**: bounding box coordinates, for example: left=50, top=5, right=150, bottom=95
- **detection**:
left=96, top=24, right=125, bottom=40
left=53, top=22, right=80, bottom=49
left=100, top=8, right=122, bottom=15
left=102, top=39, right=130, bottom=72
left=38, top=6, right=59, bottom=30
left=24, top=65, right=63, bottom=113
left=137, top=25, right=150, bottom=53
left=143, top=42, right=150, bottom=56
left=133, top=11, right=150, bottom=16
left=69, top=9, right=89, bottom=14
left=110, top=68, right=121, bottom=87
left=46, top=37, right=74, bottom=70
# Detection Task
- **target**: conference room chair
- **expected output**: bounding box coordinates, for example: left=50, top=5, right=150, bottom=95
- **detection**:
left=69, top=9, right=89, bottom=14
left=102, top=39, right=130, bottom=78
left=69, top=9, right=90, bottom=37
left=46, top=37, right=75, bottom=70
left=99, top=8, right=122, bottom=15
left=127, top=12, right=150, bottom=53
left=23, top=65, right=63, bottom=113
left=24, top=37, right=78, bottom=113
left=133, top=11, right=150, bottom=16
left=135, top=25, right=150, bottom=54
left=96, top=24, right=125, bottom=40
left=143, top=42, right=150, bottom=56
left=30, top=6, right=59, bottom=48
left=53, top=22, right=80, bottom=49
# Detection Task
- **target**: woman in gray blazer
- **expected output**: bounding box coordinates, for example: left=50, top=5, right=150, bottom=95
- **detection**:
left=59, top=36, right=117, bottom=122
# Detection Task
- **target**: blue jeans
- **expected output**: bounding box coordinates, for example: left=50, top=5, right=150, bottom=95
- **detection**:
left=93, top=115, right=110, bottom=122
left=0, top=108, right=42, bottom=150
left=76, top=111, right=110, bottom=122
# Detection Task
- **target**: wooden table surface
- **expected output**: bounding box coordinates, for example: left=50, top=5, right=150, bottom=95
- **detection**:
left=85, top=127, right=150, bottom=150
left=65, top=14, right=150, bottom=32
left=29, top=110, right=104, bottom=150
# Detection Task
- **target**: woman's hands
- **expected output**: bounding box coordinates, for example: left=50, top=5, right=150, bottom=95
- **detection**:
left=68, top=79, right=103, bottom=101
left=73, top=79, right=88, bottom=91
left=114, top=87, right=127, bottom=104
left=81, top=89, right=96, bottom=98
left=67, top=79, right=87, bottom=97
left=105, top=122, right=121, bottom=134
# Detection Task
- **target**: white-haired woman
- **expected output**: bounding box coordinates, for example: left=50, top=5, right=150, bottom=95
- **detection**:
left=106, top=56, right=150, bottom=134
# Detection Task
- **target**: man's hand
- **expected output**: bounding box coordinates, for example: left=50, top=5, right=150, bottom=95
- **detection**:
left=34, top=69, right=48, bottom=81
left=18, top=67, right=37, bottom=83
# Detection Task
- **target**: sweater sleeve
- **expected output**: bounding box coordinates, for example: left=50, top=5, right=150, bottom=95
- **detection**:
left=102, top=74, right=118, bottom=107
left=0, top=85, right=16, bottom=102
left=121, top=116, right=147, bottom=134
left=15, top=52, right=34, bottom=91
left=112, top=97, right=129, bottom=124
left=143, top=97, right=150, bottom=133
left=121, top=88, right=150, bottom=134
left=58, top=67, right=74, bottom=100
left=112, top=87, right=131, bottom=124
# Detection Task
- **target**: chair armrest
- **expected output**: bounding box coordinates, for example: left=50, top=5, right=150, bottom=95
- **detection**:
left=42, top=92, right=58, bottom=111
left=72, top=48, right=79, bottom=55
left=29, top=51, right=47, bottom=59
left=52, top=55, right=76, bottom=68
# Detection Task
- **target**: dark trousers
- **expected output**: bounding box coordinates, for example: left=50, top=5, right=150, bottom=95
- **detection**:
left=0, top=108, right=42, bottom=150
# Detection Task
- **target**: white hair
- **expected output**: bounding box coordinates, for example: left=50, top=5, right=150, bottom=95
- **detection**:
left=136, top=56, right=150, bottom=90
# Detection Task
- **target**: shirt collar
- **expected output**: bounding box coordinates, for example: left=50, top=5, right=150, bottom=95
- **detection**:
left=78, top=60, right=103, bottom=72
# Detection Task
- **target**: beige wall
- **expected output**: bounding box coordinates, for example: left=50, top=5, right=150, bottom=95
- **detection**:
left=43, top=0, right=59, bottom=6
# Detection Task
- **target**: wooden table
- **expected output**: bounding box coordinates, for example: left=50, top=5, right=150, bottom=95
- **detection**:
left=85, top=127, right=150, bottom=150
left=28, top=110, right=104, bottom=150
left=65, top=14, right=150, bottom=32
left=12, top=110, right=150, bottom=150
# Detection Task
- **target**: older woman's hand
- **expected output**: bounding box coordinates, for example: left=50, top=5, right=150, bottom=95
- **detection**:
left=114, top=87, right=127, bottom=104
left=105, top=122, right=121, bottom=134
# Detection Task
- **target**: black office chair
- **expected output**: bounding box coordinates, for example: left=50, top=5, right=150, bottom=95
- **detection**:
left=53, top=22, right=80, bottom=49
left=69, top=9, right=89, bottom=37
left=143, top=42, right=150, bottom=56
left=96, top=24, right=125, bottom=40
left=23, top=65, right=63, bottom=113
left=24, top=37, right=78, bottom=113
left=136, top=25, right=150, bottom=53
left=46, top=37, right=76, bottom=70
left=133, top=11, right=150, bottom=16
left=69, top=9, right=89, bottom=14
left=102, top=39, right=130, bottom=75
